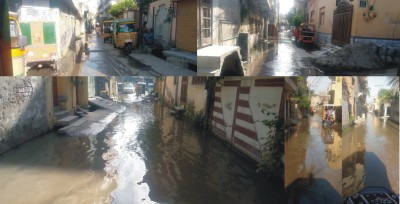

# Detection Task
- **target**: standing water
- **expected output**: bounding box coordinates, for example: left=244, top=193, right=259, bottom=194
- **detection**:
left=0, top=98, right=283, bottom=203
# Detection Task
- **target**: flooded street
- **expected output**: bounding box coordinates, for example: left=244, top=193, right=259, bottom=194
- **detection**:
left=76, top=34, right=155, bottom=76
left=343, top=114, right=399, bottom=198
left=244, top=31, right=323, bottom=76
left=0, top=97, right=283, bottom=204
left=285, top=113, right=342, bottom=204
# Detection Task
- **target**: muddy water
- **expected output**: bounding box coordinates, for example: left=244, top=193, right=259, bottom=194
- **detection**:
left=285, top=113, right=342, bottom=204
left=244, top=32, right=323, bottom=77
left=342, top=114, right=399, bottom=198
left=0, top=100, right=282, bottom=204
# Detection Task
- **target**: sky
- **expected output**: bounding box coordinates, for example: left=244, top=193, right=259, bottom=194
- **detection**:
left=307, top=77, right=332, bottom=94
left=367, top=76, right=394, bottom=103
left=279, top=0, right=294, bottom=14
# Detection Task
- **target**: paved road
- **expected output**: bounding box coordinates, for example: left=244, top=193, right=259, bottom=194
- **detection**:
left=76, top=34, right=159, bottom=76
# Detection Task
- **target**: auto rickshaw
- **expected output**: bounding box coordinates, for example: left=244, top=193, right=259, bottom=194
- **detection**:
left=112, top=19, right=137, bottom=54
left=297, top=23, right=315, bottom=47
left=9, top=12, right=28, bottom=76
left=102, top=19, right=114, bottom=43
left=322, top=104, right=336, bottom=126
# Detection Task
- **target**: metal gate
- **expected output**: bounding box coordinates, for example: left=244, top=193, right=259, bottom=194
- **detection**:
left=331, top=1, right=353, bottom=46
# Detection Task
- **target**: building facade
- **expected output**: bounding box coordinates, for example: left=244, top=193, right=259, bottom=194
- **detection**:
left=308, top=0, right=400, bottom=49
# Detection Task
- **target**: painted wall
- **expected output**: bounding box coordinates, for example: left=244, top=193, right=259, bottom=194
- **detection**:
left=148, top=0, right=173, bottom=49
left=56, top=77, right=77, bottom=112
left=309, top=0, right=400, bottom=46
left=162, top=77, right=207, bottom=112
left=0, top=77, right=53, bottom=155
left=351, top=0, right=400, bottom=39
left=211, top=77, right=287, bottom=162
left=211, top=0, right=242, bottom=46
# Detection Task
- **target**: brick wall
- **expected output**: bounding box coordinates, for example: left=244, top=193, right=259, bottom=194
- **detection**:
left=0, top=77, right=53, bottom=155
left=176, top=0, right=196, bottom=52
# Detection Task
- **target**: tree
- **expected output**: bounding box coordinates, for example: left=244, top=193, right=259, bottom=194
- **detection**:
left=286, top=8, right=304, bottom=27
left=388, top=77, right=399, bottom=97
left=378, top=89, right=393, bottom=103
left=109, top=0, right=138, bottom=17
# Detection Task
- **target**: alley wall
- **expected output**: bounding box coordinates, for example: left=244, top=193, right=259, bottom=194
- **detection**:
left=0, top=77, right=53, bottom=155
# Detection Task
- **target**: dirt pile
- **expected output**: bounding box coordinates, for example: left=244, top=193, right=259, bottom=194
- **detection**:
left=313, top=43, right=386, bottom=71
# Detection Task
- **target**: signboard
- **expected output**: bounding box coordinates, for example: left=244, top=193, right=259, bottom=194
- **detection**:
left=360, top=0, right=367, bottom=8
left=19, top=6, right=59, bottom=22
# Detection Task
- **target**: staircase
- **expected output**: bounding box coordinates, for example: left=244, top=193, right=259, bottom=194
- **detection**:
left=54, top=106, right=89, bottom=134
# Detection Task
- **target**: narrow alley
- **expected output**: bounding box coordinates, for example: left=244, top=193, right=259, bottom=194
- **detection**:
left=285, top=113, right=342, bottom=204
left=0, top=95, right=283, bottom=204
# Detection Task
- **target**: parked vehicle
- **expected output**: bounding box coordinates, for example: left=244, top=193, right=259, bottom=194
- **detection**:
left=9, top=12, right=28, bottom=76
left=113, top=19, right=137, bottom=54
left=297, top=23, right=316, bottom=47
left=322, top=104, right=337, bottom=126
left=137, top=82, right=146, bottom=95
left=19, top=6, right=58, bottom=70
left=102, top=19, right=113, bottom=43
left=123, top=82, right=134, bottom=94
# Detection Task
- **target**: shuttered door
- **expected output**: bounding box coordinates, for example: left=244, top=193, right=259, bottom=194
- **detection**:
left=176, top=0, right=196, bottom=52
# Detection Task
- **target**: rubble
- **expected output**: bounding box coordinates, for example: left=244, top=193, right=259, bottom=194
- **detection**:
left=313, top=43, right=396, bottom=71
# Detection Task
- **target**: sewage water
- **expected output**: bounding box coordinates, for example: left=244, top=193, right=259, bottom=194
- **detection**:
left=0, top=99, right=283, bottom=204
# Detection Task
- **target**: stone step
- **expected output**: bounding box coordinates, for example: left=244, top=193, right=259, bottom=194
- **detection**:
left=54, top=110, right=70, bottom=120
left=58, top=118, right=88, bottom=134
left=56, top=115, right=79, bottom=127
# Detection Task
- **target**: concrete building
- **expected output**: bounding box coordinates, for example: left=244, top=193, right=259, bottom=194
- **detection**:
left=160, top=76, right=208, bottom=113
left=0, top=77, right=54, bottom=155
left=0, top=76, right=89, bottom=154
left=97, top=0, right=116, bottom=21
left=308, top=0, right=400, bottom=49
left=197, top=0, right=277, bottom=76
left=146, top=0, right=197, bottom=71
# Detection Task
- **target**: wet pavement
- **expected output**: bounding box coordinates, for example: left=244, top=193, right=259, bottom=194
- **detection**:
left=244, top=31, right=323, bottom=76
left=76, top=34, right=157, bottom=76
left=342, top=113, right=399, bottom=198
left=285, top=113, right=342, bottom=204
left=0, top=95, right=283, bottom=204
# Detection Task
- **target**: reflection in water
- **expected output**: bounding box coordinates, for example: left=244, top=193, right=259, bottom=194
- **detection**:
left=0, top=100, right=282, bottom=203
left=343, top=114, right=399, bottom=198
left=285, top=114, right=342, bottom=203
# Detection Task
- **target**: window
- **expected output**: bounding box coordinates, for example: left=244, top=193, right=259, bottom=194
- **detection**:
left=192, top=77, right=207, bottom=85
left=198, top=0, right=212, bottom=47
left=319, top=7, right=325, bottom=27
left=310, top=10, right=315, bottom=23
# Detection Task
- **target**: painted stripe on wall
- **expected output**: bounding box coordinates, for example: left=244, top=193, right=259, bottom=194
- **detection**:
left=214, top=101, right=222, bottom=108
left=255, top=78, right=284, bottom=87
left=237, top=106, right=252, bottom=115
left=224, top=80, right=241, bottom=86
left=215, top=86, right=221, bottom=92
left=234, top=131, right=260, bottom=149
left=215, top=96, right=221, bottom=102
left=233, top=124, right=257, bottom=140
left=214, top=106, right=223, bottom=113
left=236, top=112, right=254, bottom=123
left=213, top=111, right=224, bottom=120
left=212, top=116, right=225, bottom=126
left=215, top=92, right=221, bottom=97
left=239, top=87, right=251, bottom=94
left=238, top=99, right=250, bottom=108
left=239, top=94, right=250, bottom=101
left=233, top=136, right=261, bottom=158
